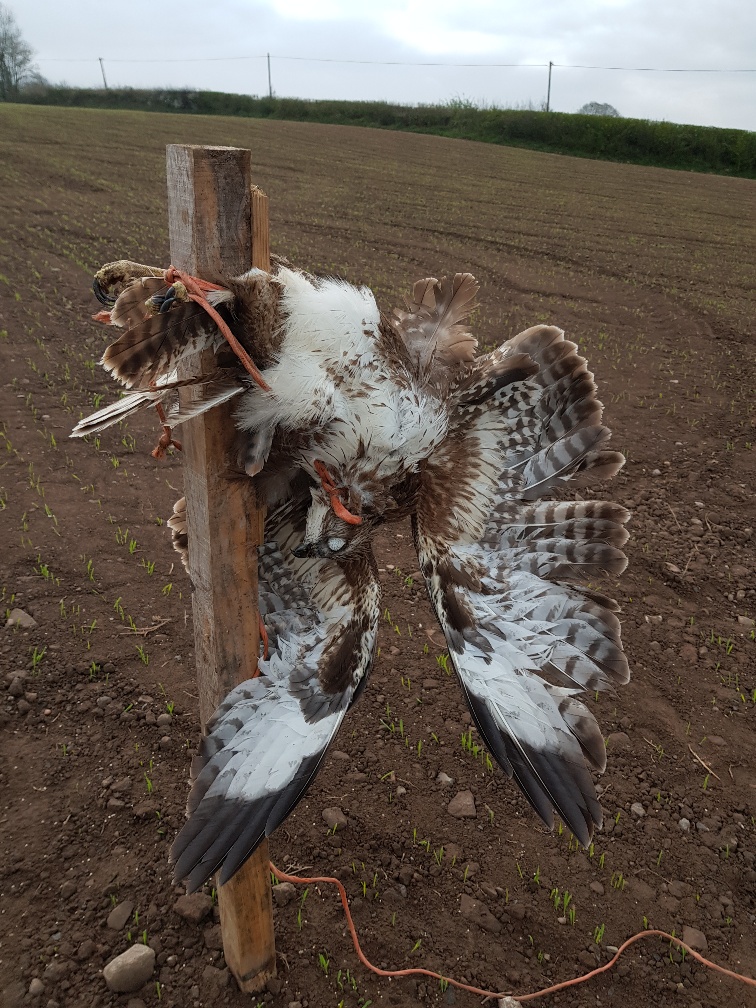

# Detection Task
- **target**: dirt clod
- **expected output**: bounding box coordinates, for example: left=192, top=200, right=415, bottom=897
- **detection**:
left=681, top=926, right=708, bottom=954
left=173, top=892, right=213, bottom=924
left=322, top=806, right=348, bottom=829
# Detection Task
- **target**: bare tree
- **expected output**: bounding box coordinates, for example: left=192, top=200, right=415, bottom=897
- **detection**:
left=0, top=3, right=40, bottom=100
left=577, top=101, right=621, bottom=118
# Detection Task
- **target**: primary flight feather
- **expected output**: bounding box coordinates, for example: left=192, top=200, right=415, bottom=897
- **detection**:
left=74, top=258, right=630, bottom=890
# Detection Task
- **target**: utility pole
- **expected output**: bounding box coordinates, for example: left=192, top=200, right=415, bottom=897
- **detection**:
left=267, top=52, right=273, bottom=98
left=546, top=61, right=552, bottom=112
left=99, top=58, right=108, bottom=90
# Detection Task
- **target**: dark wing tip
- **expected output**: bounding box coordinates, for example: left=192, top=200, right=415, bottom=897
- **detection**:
left=465, top=691, right=599, bottom=848
left=170, top=749, right=329, bottom=892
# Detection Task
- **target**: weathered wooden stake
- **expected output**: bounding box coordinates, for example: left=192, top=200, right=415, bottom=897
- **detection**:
left=167, top=144, right=276, bottom=993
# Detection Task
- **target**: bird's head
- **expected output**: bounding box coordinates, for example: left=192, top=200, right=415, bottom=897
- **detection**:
left=292, top=482, right=380, bottom=561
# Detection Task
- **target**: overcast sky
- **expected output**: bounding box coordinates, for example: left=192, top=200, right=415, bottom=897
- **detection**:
left=15, top=0, right=756, bottom=131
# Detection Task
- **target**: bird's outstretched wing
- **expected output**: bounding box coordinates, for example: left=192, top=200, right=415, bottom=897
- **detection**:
left=170, top=497, right=379, bottom=892
left=414, top=324, right=629, bottom=845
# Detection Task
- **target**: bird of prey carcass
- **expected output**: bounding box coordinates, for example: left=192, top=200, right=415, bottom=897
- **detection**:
left=73, top=257, right=630, bottom=892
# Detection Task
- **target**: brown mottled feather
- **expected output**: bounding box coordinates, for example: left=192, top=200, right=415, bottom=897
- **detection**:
left=101, top=297, right=227, bottom=388
left=99, top=269, right=285, bottom=389
left=392, top=273, right=480, bottom=378
left=168, top=497, right=188, bottom=572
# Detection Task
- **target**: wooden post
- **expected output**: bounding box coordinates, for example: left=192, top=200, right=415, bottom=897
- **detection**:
left=166, top=145, right=276, bottom=993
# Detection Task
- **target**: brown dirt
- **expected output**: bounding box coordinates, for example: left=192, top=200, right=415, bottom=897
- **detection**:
left=1, top=105, right=755, bottom=1008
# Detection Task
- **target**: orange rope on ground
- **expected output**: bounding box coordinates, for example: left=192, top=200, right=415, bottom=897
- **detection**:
left=163, top=266, right=272, bottom=393
left=314, top=459, right=363, bottom=525
left=269, top=862, right=756, bottom=1002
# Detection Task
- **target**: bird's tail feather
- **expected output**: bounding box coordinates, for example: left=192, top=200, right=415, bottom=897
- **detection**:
left=71, top=370, right=245, bottom=439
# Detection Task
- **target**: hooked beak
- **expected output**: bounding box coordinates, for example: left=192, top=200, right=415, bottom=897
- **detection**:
left=292, top=543, right=313, bottom=559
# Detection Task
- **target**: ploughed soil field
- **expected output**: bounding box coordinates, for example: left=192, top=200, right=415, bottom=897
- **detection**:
left=0, top=105, right=755, bottom=1008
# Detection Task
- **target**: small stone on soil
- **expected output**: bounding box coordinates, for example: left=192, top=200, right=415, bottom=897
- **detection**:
left=436, top=772, right=453, bottom=787
left=5, top=608, right=38, bottom=629
left=102, top=944, right=156, bottom=993
left=447, top=790, right=476, bottom=818
left=106, top=900, right=134, bottom=930
left=630, top=802, right=645, bottom=817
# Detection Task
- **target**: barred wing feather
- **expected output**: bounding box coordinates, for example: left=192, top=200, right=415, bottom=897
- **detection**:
left=415, top=324, right=629, bottom=845
left=170, top=509, right=379, bottom=892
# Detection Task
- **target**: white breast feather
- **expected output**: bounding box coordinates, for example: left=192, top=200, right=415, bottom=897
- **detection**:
left=235, top=268, right=449, bottom=481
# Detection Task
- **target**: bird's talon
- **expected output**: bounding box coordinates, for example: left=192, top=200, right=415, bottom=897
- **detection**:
left=92, top=277, right=116, bottom=307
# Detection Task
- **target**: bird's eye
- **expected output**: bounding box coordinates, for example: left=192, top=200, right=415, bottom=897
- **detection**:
left=327, top=537, right=347, bottom=552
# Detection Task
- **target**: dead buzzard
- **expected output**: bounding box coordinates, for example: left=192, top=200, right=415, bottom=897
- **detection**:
left=74, top=259, right=629, bottom=892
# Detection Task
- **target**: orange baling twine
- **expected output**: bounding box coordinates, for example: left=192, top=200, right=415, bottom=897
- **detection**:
left=150, top=398, right=182, bottom=460
left=269, top=863, right=756, bottom=1002
left=258, top=616, right=269, bottom=663
left=162, top=266, right=272, bottom=394
left=95, top=267, right=359, bottom=524
left=314, top=459, right=363, bottom=525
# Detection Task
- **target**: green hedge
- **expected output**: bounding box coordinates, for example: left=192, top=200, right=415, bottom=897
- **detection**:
left=15, top=85, right=756, bottom=177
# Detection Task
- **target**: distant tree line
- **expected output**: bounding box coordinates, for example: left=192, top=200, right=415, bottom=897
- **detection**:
left=12, top=83, right=756, bottom=179
left=0, top=3, right=43, bottom=99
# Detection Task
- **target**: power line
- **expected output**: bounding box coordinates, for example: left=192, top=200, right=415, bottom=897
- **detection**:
left=38, top=55, right=547, bottom=67
left=554, top=63, right=756, bottom=73
left=35, top=54, right=756, bottom=71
